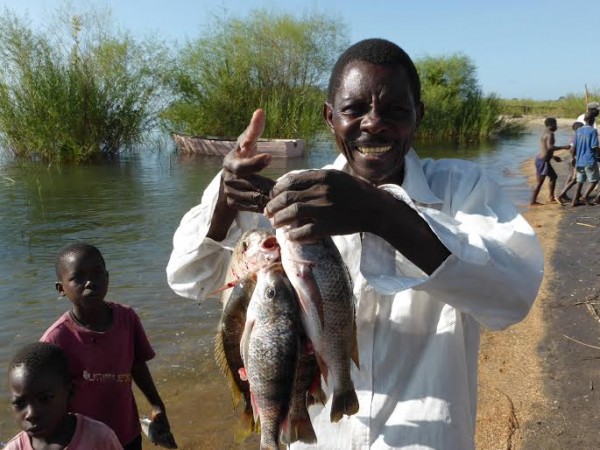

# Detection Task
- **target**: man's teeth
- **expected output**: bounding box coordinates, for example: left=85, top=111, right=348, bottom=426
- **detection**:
left=357, top=146, right=391, bottom=155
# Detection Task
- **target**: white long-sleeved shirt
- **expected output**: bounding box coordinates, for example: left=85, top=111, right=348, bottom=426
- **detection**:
left=166, top=149, right=543, bottom=450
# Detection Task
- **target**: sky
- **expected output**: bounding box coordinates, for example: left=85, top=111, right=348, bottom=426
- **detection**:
left=2, top=0, right=598, bottom=101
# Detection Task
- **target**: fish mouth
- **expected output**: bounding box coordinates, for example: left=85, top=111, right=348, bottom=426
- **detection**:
left=356, top=145, right=392, bottom=155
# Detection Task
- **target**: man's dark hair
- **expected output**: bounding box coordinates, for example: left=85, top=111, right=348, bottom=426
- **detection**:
left=327, top=38, right=421, bottom=104
left=9, top=342, right=71, bottom=385
left=55, top=242, right=105, bottom=279
left=544, top=117, right=557, bottom=127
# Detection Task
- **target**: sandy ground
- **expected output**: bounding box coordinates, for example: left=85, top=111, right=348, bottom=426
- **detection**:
left=475, top=120, right=600, bottom=449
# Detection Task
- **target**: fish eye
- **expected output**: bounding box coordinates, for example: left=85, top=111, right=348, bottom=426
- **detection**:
left=265, top=287, right=276, bottom=299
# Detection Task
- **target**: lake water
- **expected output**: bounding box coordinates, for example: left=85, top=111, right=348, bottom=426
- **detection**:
left=0, top=124, right=571, bottom=447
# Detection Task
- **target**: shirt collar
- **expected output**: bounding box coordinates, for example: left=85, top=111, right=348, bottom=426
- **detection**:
left=331, top=148, right=442, bottom=205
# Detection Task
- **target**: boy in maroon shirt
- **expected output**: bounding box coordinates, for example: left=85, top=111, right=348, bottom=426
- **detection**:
left=40, top=243, right=177, bottom=450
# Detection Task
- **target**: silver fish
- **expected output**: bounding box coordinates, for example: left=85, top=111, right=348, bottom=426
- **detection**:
left=240, top=262, right=302, bottom=449
left=276, top=229, right=359, bottom=423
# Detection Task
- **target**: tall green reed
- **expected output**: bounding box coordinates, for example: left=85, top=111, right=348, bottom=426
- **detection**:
left=0, top=9, right=170, bottom=163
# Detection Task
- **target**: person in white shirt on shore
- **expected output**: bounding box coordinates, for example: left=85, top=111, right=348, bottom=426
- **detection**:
left=576, top=101, right=600, bottom=128
left=166, top=38, right=544, bottom=450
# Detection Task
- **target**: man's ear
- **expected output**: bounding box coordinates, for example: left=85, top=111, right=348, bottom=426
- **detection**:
left=55, top=282, right=65, bottom=296
left=323, top=102, right=335, bottom=135
left=415, top=101, right=425, bottom=128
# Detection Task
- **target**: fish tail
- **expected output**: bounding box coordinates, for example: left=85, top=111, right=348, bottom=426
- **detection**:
left=282, top=415, right=318, bottom=445
left=330, top=389, right=359, bottom=423
left=307, top=372, right=326, bottom=406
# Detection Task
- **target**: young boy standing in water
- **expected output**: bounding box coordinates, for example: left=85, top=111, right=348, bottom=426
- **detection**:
left=530, top=117, right=570, bottom=206
left=40, top=243, right=176, bottom=450
left=4, top=341, right=122, bottom=450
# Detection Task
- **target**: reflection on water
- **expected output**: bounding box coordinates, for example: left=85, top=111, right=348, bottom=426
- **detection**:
left=0, top=126, right=567, bottom=445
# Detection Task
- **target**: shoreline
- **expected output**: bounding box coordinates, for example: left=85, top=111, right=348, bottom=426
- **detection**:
left=476, top=132, right=600, bottom=448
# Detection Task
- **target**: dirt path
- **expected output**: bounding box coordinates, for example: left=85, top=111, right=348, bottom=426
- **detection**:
left=476, top=145, right=600, bottom=449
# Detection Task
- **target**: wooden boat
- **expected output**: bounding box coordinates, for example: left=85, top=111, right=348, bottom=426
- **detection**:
left=171, top=132, right=304, bottom=158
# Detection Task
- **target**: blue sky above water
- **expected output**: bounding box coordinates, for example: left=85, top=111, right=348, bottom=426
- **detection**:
left=2, top=0, right=598, bottom=101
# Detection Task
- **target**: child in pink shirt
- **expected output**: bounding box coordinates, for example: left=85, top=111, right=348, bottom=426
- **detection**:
left=40, top=243, right=177, bottom=450
left=5, top=341, right=122, bottom=450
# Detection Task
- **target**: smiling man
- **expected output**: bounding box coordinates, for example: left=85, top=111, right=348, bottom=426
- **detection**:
left=167, top=38, right=544, bottom=449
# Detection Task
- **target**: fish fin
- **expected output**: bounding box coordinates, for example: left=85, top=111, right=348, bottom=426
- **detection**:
left=205, top=278, right=241, bottom=300
left=233, top=404, right=258, bottom=443
left=250, top=390, right=260, bottom=424
left=279, top=414, right=292, bottom=445
left=351, top=316, right=360, bottom=369
left=330, top=388, right=359, bottom=423
left=214, top=332, right=243, bottom=407
left=307, top=372, right=326, bottom=406
left=282, top=414, right=318, bottom=445
left=240, top=317, right=255, bottom=369
left=314, top=351, right=329, bottom=386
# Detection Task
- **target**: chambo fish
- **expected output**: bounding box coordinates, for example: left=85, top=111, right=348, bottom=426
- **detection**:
left=214, top=229, right=279, bottom=439
left=276, top=228, right=360, bottom=423
left=240, top=262, right=305, bottom=449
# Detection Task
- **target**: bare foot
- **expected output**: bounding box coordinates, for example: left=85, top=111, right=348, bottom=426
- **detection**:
left=529, top=201, right=544, bottom=206
left=553, top=197, right=565, bottom=206
left=572, top=201, right=586, bottom=207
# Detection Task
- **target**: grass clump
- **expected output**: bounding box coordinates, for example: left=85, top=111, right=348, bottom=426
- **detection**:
left=160, top=9, right=348, bottom=141
left=0, top=8, right=170, bottom=163
left=416, top=54, right=523, bottom=142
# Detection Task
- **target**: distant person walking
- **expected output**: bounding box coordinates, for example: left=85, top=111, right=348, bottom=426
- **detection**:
left=569, top=111, right=600, bottom=206
left=530, top=117, right=570, bottom=206
left=557, top=121, right=584, bottom=202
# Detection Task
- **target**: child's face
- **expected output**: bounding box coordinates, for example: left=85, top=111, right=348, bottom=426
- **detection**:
left=8, top=364, right=71, bottom=440
left=56, top=250, right=109, bottom=307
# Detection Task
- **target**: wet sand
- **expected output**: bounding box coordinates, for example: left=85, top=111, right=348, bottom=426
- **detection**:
left=476, top=135, right=600, bottom=449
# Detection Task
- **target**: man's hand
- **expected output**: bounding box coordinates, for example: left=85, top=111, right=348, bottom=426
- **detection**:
left=264, top=169, right=378, bottom=241
left=222, top=109, right=275, bottom=212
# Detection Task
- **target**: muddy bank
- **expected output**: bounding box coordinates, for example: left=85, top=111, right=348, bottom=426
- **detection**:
left=476, top=150, right=600, bottom=449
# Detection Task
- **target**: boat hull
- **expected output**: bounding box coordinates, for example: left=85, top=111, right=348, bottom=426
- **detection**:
left=171, top=133, right=304, bottom=158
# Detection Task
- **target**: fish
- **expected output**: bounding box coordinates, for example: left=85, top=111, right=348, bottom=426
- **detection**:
left=214, top=228, right=279, bottom=440
left=276, top=229, right=360, bottom=423
left=240, top=262, right=303, bottom=450
left=140, top=411, right=178, bottom=449
left=283, top=337, right=325, bottom=445
left=223, top=228, right=280, bottom=294
left=214, top=273, right=259, bottom=440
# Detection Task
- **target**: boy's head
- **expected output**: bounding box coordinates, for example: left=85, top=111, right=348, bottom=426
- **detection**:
left=572, top=121, right=584, bottom=131
left=584, top=110, right=596, bottom=125
left=544, top=117, right=557, bottom=129
left=8, top=342, right=73, bottom=440
left=55, top=243, right=109, bottom=306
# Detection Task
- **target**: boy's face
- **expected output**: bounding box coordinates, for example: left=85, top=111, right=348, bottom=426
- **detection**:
left=323, top=60, right=423, bottom=186
left=55, top=250, right=109, bottom=308
left=9, top=365, right=71, bottom=440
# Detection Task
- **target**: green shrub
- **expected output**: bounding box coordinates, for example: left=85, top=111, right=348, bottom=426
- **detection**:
left=416, top=54, right=523, bottom=142
left=160, top=9, right=348, bottom=140
left=0, top=9, right=170, bottom=163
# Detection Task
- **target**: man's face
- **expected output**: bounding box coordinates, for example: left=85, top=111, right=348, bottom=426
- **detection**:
left=324, top=60, right=423, bottom=186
